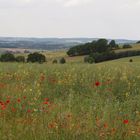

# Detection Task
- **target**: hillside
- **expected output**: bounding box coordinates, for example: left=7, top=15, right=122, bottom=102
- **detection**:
left=0, top=57, right=140, bottom=139
left=0, top=37, right=138, bottom=51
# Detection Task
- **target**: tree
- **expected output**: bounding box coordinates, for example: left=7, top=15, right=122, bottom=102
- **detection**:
left=15, top=56, right=25, bottom=62
left=109, top=40, right=116, bottom=49
left=94, top=39, right=109, bottom=53
left=0, top=53, right=15, bottom=62
left=52, top=59, right=58, bottom=64
left=27, top=52, right=46, bottom=63
left=60, top=57, right=66, bottom=64
left=123, top=44, right=132, bottom=49
left=84, top=56, right=94, bottom=64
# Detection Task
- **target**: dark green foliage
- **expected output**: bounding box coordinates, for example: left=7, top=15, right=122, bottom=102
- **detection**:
left=109, top=40, right=116, bottom=48
left=94, top=39, right=109, bottom=53
left=27, top=52, right=46, bottom=63
left=59, top=57, right=66, bottom=64
left=129, top=59, right=133, bottom=62
left=15, top=56, right=25, bottom=62
left=123, top=44, right=132, bottom=49
left=0, top=53, right=16, bottom=62
left=84, top=56, right=94, bottom=64
left=67, top=42, right=96, bottom=56
left=109, top=40, right=119, bottom=49
left=91, top=50, right=140, bottom=63
left=91, top=51, right=116, bottom=63
left=52, top=59, right=58, bottom=64
left=67, top=39, right=113, bottom=56
left=136, top=41, right=140, bottom=44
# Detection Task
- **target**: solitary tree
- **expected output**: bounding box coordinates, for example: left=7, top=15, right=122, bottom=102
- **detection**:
left=52, top=59, right=58, bottom=64
left=15, top=56, right=25, bottom=62
left=59, top=57, right=66, bottom=64
left=94, top=39, right=109, bottom=53
left=27, top=52, right=46, bottom=63
left=109, top=40, right=116, bottom=49
left=0, top=53, right=15, bottom=62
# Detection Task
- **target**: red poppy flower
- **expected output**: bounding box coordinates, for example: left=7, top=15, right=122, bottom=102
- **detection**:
left=44, top=98, right=49, bottom=101
left=17, top=98, right=21, bottom=103
left=123, top=119, right=129, bottom=124
left=104, top=123, right=108, bottom=128
left=6, top=100, right=10, bottom=104
left=43, top=101, right=49, bottom=105
left=40, top=74, right=45, bottom=81
left=0, top=101, right=3, bottom=105
left=23, top=96, right=26, bottom=99
left=1, top=105, right=6, bottom=110
left=27, top=109, right=31, bottom=113
left=95, top=81, right=100, bottom=87
left=11, top=107, right=16, bottom=112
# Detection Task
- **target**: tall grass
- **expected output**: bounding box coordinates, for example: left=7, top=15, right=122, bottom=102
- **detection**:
left=0, top=61, right=140, bottom=140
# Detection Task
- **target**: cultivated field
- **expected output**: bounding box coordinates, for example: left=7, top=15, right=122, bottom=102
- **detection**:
left=0, top=56, right=140, bottom=140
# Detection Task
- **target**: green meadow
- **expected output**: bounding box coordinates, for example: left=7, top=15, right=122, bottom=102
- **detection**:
left=0, top=55, right=140, bottom=140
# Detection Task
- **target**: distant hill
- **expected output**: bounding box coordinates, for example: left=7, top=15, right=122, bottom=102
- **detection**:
left=0, top=37, right=138, bottom=50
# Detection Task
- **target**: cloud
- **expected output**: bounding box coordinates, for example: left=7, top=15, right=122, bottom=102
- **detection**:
left=56, top=0, right=92, bottom=7
left=0, top=0, right=35, bottom=8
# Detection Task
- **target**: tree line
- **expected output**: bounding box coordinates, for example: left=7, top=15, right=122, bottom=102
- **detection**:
left=67, top=39, right=140, bottom=63
left=0, top=52, right=66, bottom=64
left=67, top=39, right=119, bottom=56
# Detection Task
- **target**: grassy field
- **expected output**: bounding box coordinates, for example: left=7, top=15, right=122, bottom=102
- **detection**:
left=0, top=56, right=140, bottom=140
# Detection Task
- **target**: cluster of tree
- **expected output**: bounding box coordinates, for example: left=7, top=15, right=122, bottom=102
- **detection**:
left=67, top=39, right=119, bottom=56
left=136, top=41, right=140, bottom=44
left=0, top=52, right=67, bottom=64
left=0, top=53, right=25, bottom=62
left=122, top=44, right=132, bottom=49
left=86, top=50, right=140, bottom=63
left=52, top=57, right=66, bottom=64
left=27, top=52, right=46, bottom=63
left=0, top=52, right=46, bottom=63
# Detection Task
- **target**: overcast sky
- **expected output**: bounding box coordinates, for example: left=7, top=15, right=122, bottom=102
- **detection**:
left=0, top=0, right=140, bottom=39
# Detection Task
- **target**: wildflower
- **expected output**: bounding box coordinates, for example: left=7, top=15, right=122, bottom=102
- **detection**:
left=95, top=81, right=100, bottom=87
left=44, top=98, right=49, bottom=101
left=6, top=100, right=10, bottom=104
left=27, top=109, right=31, bottom=113
left=17, top=98, right=21, bottom=103
left=123, top=119, right=129, bottom=124
left=40, top=74, right=45, bottom=81
left=1, top=105, right=6, bottom=110
left=23, top=96, right=26, bottom=99
left=11, top=107, right=16, bottom=112
left=104, top=123, right=108, bottom=128
left=43, top=101, right=49, bottom=105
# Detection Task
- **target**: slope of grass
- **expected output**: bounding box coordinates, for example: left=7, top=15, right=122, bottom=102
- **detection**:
left=0, top=60, right=140, bottom=139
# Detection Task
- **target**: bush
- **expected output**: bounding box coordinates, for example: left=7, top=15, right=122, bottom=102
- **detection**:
left=0, top=53, right=16, bottom=62
left=84, top=56, right=94, bottom=64
left=123, top=44, right=132, bottom=49
left=52, top=59, right=58, bottom=64
left=60, top=57, right=66, bottom=64
left=89, top=50, right=140, bottom=63
left=15, top=56, right=25, bottom=62
left=67, top=39, right=115, bottom=57
left=27, top=52, right=46, bottom=63
left=129, top=59, right=133, bottom=62
left=136, top=41, right=140, bottom=44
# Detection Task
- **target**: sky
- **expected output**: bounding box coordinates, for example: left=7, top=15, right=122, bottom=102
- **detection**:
left=0, top=0, right=140, bottom=39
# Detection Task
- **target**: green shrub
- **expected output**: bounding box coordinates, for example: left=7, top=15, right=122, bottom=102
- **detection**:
left=0, top=53, right=16, bottom=62
left=15, top=56, right=25, bottom=62
left=84, top=56, right=94, bottom=64
left=60, top=57, right=66, bottom=64
left=27, top=52, right=46, bottom=63
left=52, top=59, right=58, bottom=64
left=123, top=44, right=132, bottom=49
